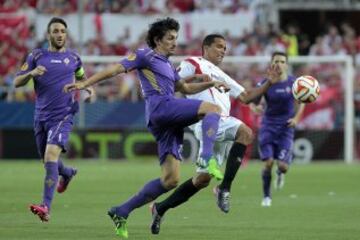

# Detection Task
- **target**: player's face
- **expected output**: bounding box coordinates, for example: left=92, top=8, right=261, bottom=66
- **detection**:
left=271, top=55, right=288, bottom=78
left=48, top=23, right=67, bottom=50
left=155, top=30, right=178, bottom=56
left=204, top=38, right=226, bottom=66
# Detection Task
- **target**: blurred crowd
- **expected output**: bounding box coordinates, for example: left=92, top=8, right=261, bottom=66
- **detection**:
left=1, top=0, right=360, bottom=130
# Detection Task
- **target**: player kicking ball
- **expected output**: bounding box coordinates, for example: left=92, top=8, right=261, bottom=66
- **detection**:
left=150, top=34, right=280, bottom=235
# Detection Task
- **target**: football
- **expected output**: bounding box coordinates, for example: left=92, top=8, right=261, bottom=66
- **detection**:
left=292, top=75, right=320, bottom=103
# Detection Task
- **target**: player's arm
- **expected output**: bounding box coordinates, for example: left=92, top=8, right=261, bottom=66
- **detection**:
left=238, top=64, right=281, bottom=104
left=287, top=102, right=305, bottom=127
left=64, top=63, right=125, bottom=92
left=175, top=74, right=229, bottom=94
left=238, top=80, right=272, bottom=104
left=14, top=66, right=46, bottom=88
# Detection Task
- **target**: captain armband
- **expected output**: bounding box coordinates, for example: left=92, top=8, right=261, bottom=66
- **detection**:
left=75, top=67, right=85, bottom=80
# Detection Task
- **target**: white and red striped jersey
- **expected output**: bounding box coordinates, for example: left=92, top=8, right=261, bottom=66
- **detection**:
left=178, top=57, right=245, bottom=116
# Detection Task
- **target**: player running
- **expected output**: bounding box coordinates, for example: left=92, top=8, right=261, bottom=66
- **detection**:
left=14, top=17, right=94, bottom=222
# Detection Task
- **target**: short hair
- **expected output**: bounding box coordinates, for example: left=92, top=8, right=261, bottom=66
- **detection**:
left=146, top=17, right=180, bottom=49
left=271, top=51, right=288, bottom=62
left=202, top=34, right=225, bottom=49
left=47, top=17, right=67, bottom=33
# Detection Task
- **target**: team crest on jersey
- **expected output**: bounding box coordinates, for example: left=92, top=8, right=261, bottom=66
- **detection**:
left=286, top=86, right=291, bottom=93
left=64, top=58, right=70, bottom=65
left=20, top=63, right=29, bottom=71
left=127, top=53, right=136, bottom=61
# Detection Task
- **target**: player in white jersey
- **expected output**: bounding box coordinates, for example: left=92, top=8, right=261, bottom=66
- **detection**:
left=150, top=34, right=280, bottom=235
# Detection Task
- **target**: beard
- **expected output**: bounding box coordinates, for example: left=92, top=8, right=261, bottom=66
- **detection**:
left=50, top=38, right=65, bottom=50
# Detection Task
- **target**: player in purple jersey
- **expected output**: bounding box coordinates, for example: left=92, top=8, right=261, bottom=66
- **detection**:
left=64, top=18, right=229, bottom=238
left=251, top=52, right=304, bottom=207
left=14, top=17, right=94, bottom=222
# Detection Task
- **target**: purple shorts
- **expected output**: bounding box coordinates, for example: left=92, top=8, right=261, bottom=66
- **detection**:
left=34, top=114, right=74, bottom=159
left=147, top=96, right=202, bottom=165
left=258, top=124, right=294, bottom=164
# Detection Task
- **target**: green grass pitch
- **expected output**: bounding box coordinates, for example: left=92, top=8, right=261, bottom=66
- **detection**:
left=0, top=160, right=359, bottom=240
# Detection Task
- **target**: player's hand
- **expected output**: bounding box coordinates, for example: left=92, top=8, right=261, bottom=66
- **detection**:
left=213, top=81, right=230, bottom=92
left=287, top=118, right=298, bottom=127
left=266, top=64, right=281, bottom=84
left=30, top=66, right=46, bottom=77
left=63, top=82, right=87, bottom=93
left=250, top=103, right=264, bottom=115
left=83, top=87, right=96, bottom=103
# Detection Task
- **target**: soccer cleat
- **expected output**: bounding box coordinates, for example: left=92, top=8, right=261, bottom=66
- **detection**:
left=150, top=203, right=164, bottom=235
left=108, top=210, right=128, bottom=238
left=57, top=168, right=77, bottom=193
left=261, top=197, right=272, bottom=207
left=213, top=186, right=230, bottom=213
left=274, top=172, right=285, bottom=190
left=207, top=158, right=223, bottom=181
left=29, top=204, right=50, bottom=222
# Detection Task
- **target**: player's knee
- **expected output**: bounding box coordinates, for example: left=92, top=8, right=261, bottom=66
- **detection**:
left=163, top=177, right=179, bottom=189
left=199, top=102, right=221, bottom=117
left=193, top=173, right=211, bottom=189
left=278, top=163, right=288, bottom=173
left=236, top=125, right=254, bottom=145
left=264, top=159, right=274, bottom=170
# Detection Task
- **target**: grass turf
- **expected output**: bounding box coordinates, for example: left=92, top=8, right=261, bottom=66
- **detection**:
left=0, top=160, right=359, bottom=240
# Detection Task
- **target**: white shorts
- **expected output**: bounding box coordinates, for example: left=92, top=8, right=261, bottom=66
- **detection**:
left=191, top=116, right=243, bottom=173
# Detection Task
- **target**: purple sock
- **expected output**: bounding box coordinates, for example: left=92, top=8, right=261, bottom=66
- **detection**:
left=113, top=178, right=168, bottom=218
left=262, top=169, right=272, bottom=198
left=200, top=112, right=220, bottom=160
left=42, top=162, right=59, bottom=209
left=58, top=159, right=73, bottom=178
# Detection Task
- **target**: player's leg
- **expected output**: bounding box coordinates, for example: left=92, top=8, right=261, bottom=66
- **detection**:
left=261, top=158, right=273, bottom=207
left=30, top=121, right=49, bottom=222
left=108, top=154, right=179, bottom=238
left=52, top=117, right=78, bottom=193
left=197, top=101, right=223, bottom=178
left=151, top=172, right=211, bottom=234
left=29, top=144, right=62, bottom=222
left=216, top=121, right=253, bottom=213
left=258, top=126, right=276, bottom=207
left=274, top=130, right=293, bottom=190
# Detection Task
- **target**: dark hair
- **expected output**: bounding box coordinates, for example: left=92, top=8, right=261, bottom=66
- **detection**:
left=271, top=51, right=288, bottom=62
left=47, top=17, right=67, bottom=33
left=146, top=17, right=180, bottom=49
left=202, top=34, right=225, bottom=49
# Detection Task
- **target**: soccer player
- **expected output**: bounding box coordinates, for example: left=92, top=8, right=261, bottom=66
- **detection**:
left=63, top=18, right=229, bottom=238
left=251, top=51, right=305, bottom=207
left=14, top=17, right=94, bottom=222
left=149, top=34, right=281, bottom=234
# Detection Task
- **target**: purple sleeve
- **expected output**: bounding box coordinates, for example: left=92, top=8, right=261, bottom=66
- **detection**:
left=120, top=49, right=148, bottom=72
left=174, top=67, right=181, bottom=82
left=16, top=51, right=36, bottom=76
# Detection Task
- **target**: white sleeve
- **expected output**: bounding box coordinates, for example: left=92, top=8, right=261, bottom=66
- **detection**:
left=223, top=75, right=245, bottom=98
left=178, top=60, right=196, bottom=78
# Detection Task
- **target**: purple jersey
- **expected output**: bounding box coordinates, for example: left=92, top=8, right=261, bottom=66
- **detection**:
left=120, top=48, right=201, bottom=164
left=258, top=76, right=296, bottom=126
left=16, top=48, right=82, bottom=121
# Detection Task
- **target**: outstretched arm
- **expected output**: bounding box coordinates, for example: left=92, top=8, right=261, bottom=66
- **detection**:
left=64, top=63, right=125, bottom=92
left=238, top=64, right=281, bottom=104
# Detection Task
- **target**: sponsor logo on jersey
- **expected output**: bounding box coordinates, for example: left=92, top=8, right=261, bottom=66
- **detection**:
left=64, top=58, right=70, bottom=65
left=50, top=59, right=62, bottom=63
